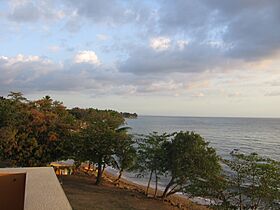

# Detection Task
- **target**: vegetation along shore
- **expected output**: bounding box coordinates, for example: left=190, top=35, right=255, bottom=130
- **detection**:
left=0, top=92, right=279, bottom=209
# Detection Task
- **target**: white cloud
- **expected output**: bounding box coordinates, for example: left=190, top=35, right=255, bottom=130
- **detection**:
left=0, top=54, right=57, bottom=91
left=74, top=51, right=101, bottom=65
left=0, top=54, right=47, bottom=64
left=150, top=37, right=171, bottom=51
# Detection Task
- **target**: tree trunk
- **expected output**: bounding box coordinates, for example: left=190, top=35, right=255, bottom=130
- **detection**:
left=154, top=170, right=158, bottom=197
left=102, top=163, right=106, bottom=174
left=161, top=177, right=174, bottom=198
left=146, top=170, right=153, bottom=196
left=95, top=161, right=103, bottom=185
left=115, top=168, right=123, bottom=182
left=166, top=184, right=181, bottom=197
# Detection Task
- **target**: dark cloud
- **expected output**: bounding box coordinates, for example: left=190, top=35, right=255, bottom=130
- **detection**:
left=6, top=0, right=64, bottom=23
left=0, top=55, right=135, bottom=95
left=159, top=0, right=212, bottom=36
left=158, top=0, right=280, bottom=61
left=121, top=42, right=232, bottom=75
left=222, top=2, right=280, bottom=60
left=0, top=54, right=201, bottom=97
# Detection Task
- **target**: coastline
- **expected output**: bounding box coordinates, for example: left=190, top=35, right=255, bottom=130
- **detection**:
left=103, top=170, right=209, bottom=210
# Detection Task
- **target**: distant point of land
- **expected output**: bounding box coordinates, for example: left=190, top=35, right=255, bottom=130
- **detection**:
left=121, top=112, right=138, bottom=119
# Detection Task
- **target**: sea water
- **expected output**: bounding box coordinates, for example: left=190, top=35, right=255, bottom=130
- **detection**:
left=126, top=116, right=280, bottom=161
left=114, top=116, right=280, bottom=197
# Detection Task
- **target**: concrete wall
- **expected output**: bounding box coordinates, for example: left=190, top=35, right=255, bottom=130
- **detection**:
left=0, top=167, right=72, bottom=210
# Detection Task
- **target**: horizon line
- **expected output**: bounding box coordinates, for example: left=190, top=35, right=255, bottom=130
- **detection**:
left=136, top=114, right=280, bottom=119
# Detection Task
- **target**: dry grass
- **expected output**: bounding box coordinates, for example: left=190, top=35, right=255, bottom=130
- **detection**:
left=61, top=173, right=209, bottom=210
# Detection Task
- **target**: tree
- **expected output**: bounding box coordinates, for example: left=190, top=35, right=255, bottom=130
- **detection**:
left=220, top=152, right=280, bottom=209
left=114, top=128, right=136, bottom=182
left=161, top=131, right=221, bottom=198
left=135, top=132, right=172, bottom=196
left=70, top=108, right=125, bottom=185
left=0, top=93, right=76, bottom=166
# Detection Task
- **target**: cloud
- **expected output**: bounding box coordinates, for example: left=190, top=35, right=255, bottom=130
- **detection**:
left=158, top=0, right=280, bottom=61
left=4, top=0, right=280, bottom=65
left=117, top=0, right=280, bottom=78
left=0, top=53, right=145, bottom=96
left=1, top=0, right=280, bottom=103
left=0, top=54, right=57, bottom=92
left=7, top=1, right=40, bottom=22
left=7, top=0, right=64, bottom=23
left=0, top=53, right=115, bottom=94
left=150, top=37, right=171, bottom=51
left=74, top=51, right=101, bottom=65
left=63, top=0, right=151, bottom=26
left=121, top=42, right=230, bottom=75
left=0, top=53, right=216, bottom=97
left=1, top=54, right=41, bottom=63
left=137, top=80, right=183, bottom=93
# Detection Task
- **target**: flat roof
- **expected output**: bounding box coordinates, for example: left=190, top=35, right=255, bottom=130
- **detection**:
left=0, top=167, right=72, bottom=210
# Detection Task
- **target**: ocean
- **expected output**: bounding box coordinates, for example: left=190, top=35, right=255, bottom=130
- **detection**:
left=126, top=116, right=280, bottom=161
left=107, top=116, right=280, bottom=202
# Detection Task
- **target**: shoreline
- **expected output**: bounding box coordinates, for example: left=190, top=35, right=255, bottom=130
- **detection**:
left=103, top=170, right=209, bottom=210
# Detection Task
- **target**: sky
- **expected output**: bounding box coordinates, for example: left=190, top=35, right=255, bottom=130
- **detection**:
left=0, top=0, right=280, bottom=117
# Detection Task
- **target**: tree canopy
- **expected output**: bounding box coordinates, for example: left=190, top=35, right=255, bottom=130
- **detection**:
left=69, top=108, right=128, bottom=184
left=0, top=92, right=76, bottom=166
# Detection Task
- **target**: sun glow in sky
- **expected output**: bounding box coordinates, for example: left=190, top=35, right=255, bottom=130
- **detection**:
left=1, top=0, right=280, bottom=117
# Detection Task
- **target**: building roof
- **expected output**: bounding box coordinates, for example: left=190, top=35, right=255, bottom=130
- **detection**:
left=0, top=167, right=72, bottom=210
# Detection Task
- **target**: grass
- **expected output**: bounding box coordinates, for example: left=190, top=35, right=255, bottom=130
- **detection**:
left=61, top=173, right=209, bottom=210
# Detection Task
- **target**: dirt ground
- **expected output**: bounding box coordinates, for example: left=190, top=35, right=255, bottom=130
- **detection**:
left=61, top=173, right=208, bottom=210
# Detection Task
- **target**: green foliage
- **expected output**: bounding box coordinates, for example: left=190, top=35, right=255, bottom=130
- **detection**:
left=134, top=131, right=221, bottom=198
left=135, top=132, right=172, bottom=196
left=161, top=131, right=221, bottom=198
left=70, top=108, right=127, bottom=184
left=218, top=152, right=280, bottom=209
left=114, top=129, right=136, bottom=182
left=136, top=132, right=171, bottom=175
